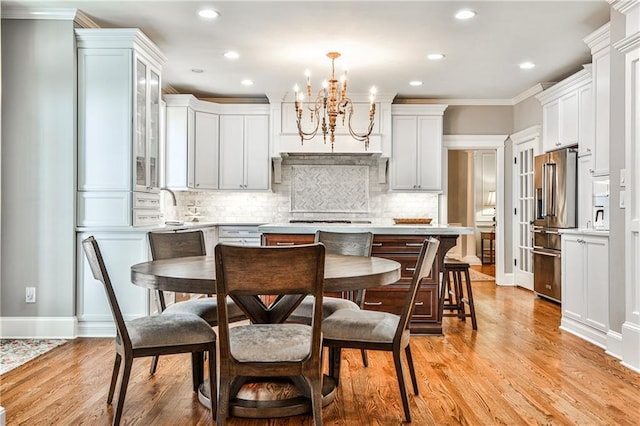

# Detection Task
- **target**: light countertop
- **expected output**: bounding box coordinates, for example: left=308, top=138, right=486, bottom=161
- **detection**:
left=258, top=223, right=473, bottom=235
left=559, top=228, right=610, bottom=237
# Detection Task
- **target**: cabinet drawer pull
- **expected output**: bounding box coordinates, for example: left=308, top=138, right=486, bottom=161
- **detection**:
left=414, top=301, right=424, bottom=306
left=405, top=267, right=416, bottom=272
left=364, top=301, right=383, bottom=306
left=405, top=243, right=423, bottom=247
left=372, top=243, right=383, bottom=247
left=275, top=242, right=295, bottom=246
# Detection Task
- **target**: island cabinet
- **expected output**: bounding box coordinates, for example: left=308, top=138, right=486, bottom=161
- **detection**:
left=261, top=233, right=442, bottom=334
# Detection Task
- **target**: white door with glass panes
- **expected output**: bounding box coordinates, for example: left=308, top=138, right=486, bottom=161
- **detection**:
left=512, top=127, right=539, bottom=291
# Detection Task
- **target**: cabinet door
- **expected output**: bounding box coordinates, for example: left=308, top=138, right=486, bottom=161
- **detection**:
left=148, top=69, right=161, bottom=189
left=219, top=115, right=246, bottom=190
left=542, top=101, right=560, bottom=152
left=194, top=111, right=219, bottom=190
left=391, top=116, right=419, bottom=189
left=417, top=116, right=442, bottom=191
left=592, top=52, right=610, bottom=176
left=561, top=236, right=585, bottom=322
left=584, top=237, right=609, bottom=332
left=577, top=155, right=593, bottom=229
left=578, top=84, right=594, bottom=158
left=165, top=106, right=195, bottom=190
left=244, top=115, right=270, bottom=190
left=77, top=232, right=149, bottom=325
left=135, top=58, right=148, bottom=191
left=559, top=92, right=579, bottom=147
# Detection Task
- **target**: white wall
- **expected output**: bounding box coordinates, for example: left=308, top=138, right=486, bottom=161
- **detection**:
left=1, top=19, right=76, bottom=318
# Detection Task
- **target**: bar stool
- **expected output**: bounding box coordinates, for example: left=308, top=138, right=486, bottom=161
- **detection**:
left=439, top=259, right=477, bottom=330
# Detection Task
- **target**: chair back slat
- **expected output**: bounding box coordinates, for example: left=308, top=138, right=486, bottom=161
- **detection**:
left=315, top=231, right=373, bottom=257
left=148, top=230, right=206, bottom=260
left=81, top=236, right=131, bottom=348
left=395, top=238, right=440, bottom=342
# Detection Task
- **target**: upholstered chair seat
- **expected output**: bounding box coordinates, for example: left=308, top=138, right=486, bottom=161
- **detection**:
left=228, top=323, right=313, bottom=362
left=288, top=294, right=359, bottom=324
left=163, top=297, right=244, bottom=324
left=322, top=309, right=409, bottom=345
left=117, top=313, right=216, bottom=350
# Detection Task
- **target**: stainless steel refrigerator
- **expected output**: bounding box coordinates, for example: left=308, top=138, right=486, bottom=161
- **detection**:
left=532, top=147, right=578, bottom=302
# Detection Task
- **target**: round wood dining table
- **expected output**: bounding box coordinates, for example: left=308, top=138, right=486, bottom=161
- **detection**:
left=130, top=252, right=401, bottom=419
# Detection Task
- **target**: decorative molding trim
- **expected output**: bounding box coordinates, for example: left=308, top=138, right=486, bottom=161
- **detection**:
left=511, top=83, right=555, bottom=105
left=75, top=28, right=168, bottom=66
left=621, top=321, right=640, bottom=372
left=378, top=157, right=388, bottom=184
left=394, top=98, right=512, bottom=106
left=584, top=22, right=611, bottom=54
left=510, top=125, right=541, bottom=145
left=611, top=0, right=639, bottom=14
left=442, top=134, right=508, bottom=149
left=391, top=104, right=448, bottom=115
left=560, top=318, right=607, bottom=349
left=0, top=317, right=77, bottom=339
left=272, top=157, right=283, bottom=184
left=201, top=96, right=269, bottom=104
left=2, top=6, right=75, bottom=20
left=535, top=65, right=592, bottom=103
left=73, top=9, right=100, bottom=28
left=497, top=272, right=515, bottom=287
left=77, top=321, right=116, bottom=338
left=613, top=33, right=640, bottom=54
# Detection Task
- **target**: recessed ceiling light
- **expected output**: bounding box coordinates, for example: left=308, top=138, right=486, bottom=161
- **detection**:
left=427, top=53, right=445, bottom=60
left=191, top=68, right=204, bottom=73
left=198, top=9, right=219, bottom=19
left=241, top=79, right=253, bottom=86
left=519, top=62, right=536, bottom=69
left=224, top=51, right=239, bottom=59
left=455, top=9, right=476, bottom=20
left=409, top=81, right=423, bottom=87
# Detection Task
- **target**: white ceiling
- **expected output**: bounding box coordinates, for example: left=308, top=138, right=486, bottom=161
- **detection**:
left=2, top=1, right=611, bottom=102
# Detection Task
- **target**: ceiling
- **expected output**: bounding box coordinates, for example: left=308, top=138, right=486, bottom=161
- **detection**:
left=2, top=1, right=611, bottom=103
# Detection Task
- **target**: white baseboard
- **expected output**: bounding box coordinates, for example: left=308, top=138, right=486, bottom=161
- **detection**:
left=0, top=406, right=5, bottom=426
left=0, top=317, right=77, bottom=339
left=76, top=321, right=116, bottom=338
left=605, top=330, right=623, bottom=360
left=560, top=318, right=607, bottom=349
left=621, top=321, right=640, bottom=373
left=497, top=272, right=515, bottom=286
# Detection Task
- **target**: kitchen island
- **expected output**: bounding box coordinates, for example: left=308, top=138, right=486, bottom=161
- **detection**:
left=258, top=223, right=473, bottom=334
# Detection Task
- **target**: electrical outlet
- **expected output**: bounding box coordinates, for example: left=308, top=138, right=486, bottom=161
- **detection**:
left=25, top=287, right=36, bottom=303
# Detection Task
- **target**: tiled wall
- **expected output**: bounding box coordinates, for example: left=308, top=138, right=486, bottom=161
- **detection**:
left=163, top=155, right=439, bottom=224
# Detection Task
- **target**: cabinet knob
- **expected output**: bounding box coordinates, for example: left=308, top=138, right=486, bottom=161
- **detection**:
left=589, top=169, right=594, bottom=174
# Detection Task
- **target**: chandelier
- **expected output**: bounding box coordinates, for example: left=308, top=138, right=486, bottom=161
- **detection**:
left=294, top=52, right=377, bottom=152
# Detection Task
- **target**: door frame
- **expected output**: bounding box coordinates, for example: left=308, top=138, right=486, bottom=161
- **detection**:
left=443, top=135, right=508, bottom=286
left=510, top=125, right=542, bottom=291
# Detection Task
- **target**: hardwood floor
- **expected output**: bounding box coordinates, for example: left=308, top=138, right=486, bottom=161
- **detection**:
left=1, top=281, right=638, bottom=425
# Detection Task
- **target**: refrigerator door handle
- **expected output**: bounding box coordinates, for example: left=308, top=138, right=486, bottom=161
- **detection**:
left=533, top=249, right=561, bottom=258
left=543, top=162, right=557, bottom=217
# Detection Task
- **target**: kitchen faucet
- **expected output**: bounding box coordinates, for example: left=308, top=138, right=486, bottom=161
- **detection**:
left=160, top=187, right=177, bottom=206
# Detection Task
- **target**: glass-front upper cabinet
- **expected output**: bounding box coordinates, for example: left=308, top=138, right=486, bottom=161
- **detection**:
left=135, top=58, right=161, bottom=192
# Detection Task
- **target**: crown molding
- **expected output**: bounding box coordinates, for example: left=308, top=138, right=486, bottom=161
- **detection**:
left=510, top=125, right=541, bottom=145
left=511, top=83, right=555, bottom=105
left=1, top=7, right=98, bottom=28
left=610, top=0, right=639, bottom=14
left=393, top=97, right=512, bottom=106
left=584, top=22, right=611, bottom=54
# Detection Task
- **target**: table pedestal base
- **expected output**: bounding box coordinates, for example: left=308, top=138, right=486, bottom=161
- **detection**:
left=198, top=375, right=337, bottom=418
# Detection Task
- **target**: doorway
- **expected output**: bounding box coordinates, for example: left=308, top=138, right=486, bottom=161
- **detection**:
left=442, top=135, right=508, bottom=285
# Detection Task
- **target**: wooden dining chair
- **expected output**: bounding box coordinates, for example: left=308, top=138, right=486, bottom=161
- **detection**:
left=82, top=236, right=216, bottom=426
left=214, top=243, right=325, bottom=426
left=147, top=230, right=245, bottom=374
left=289, top=230, right=373, bottom=366
left=321, top=237, right=440, bottom=423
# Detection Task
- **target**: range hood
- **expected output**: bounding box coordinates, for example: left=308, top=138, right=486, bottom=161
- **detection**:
left=272, top=153, right=388, bottom=185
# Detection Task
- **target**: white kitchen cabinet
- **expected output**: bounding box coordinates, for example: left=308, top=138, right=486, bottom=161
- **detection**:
left=390, top=105, right=447, bottom=191
left=165, top=95, right=220, bottom=190
left=219, top=114, right=270, bottom=190
left=76, top=29, right=166, bottom=227
left=560, top=231, right=609, bottom=348
left=585, top=23, right=611, bottom=177
left=218, top=225, right=262, bottom=246
left=76, top=231, right=150, bottom=336
left=536, top=66, right=592, bottom=153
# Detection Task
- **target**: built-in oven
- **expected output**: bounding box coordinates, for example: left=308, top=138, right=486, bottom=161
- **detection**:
left=532, top=226, right=562, bottom=302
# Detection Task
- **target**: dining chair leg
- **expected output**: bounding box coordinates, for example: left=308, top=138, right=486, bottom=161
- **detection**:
left=361, top=349, right=369, bottom=367
left=217, top=377, right=232, bottom=426
left=107, top=353, right=121, bottom=404
left=207, top=347, right=217, bottom=421
left=405, top=344, right=419, bottom=395
left=149, top=355, right=159, bottom=375
left=393, top=350, right=412, bottom=423
left=328, top=347, right=342, bottom=385
left=191, top=352, right=204, bottom=392
left=306, top=375, right=323, bottom=426
left=113, top=356, right=133, bottom=426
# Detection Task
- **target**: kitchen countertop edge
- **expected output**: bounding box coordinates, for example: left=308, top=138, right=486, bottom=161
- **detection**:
left=258, top=223, right=473, bottom=235
left=559, top=228, right=610, bottom=237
